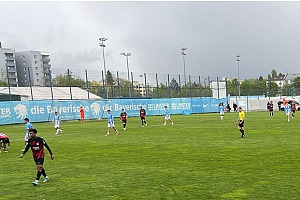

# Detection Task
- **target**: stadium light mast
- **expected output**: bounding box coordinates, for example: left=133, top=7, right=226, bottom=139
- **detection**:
left=120, top=52, right=132, bottom=97
left=120, top=53, right=131, bottom=83
left=181, top=48, right=187, bottom=97
left=236, top=55, right=241, bottom=97
left=99, top=37, right=108, bottom=98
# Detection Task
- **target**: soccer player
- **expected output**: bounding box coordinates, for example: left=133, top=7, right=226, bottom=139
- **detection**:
left=23, top=118, right=34, bottom=151
left=219, top=102, right=225, bottom=120
left=0, top=133, right=10, bottom=153
left=285, top=102, right=291, bottom=122
left=236, top=107, right=245, bottom=138
left=52, top=112, right=62, bottom=135
left=20, top=129, right=54, bottom=186
left=120, top=109, right=128, bottom=130
left=106, top=110, right=118, bottom=136
left=269, top=101, right=274, bottom=117
left=291, top=102, right=296, bottom=118
left=80, top=106, right=85, bottom=123
left=140, top=106, right=147, bottom=127
left=164, top=105, right=174, bottom=126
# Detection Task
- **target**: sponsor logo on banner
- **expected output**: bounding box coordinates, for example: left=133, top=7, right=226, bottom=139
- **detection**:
left=91, top=102, right=101, bottom=116
left=14, top=103, right=28, bottom=119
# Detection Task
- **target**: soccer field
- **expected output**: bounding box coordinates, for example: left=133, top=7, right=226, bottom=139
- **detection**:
left=1, top=111, right=300, bottom=200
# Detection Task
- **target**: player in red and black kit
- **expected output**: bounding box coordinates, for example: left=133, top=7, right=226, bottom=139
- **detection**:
left=269, top=101, right=274, bottom=117
left=0, top=133, right=10, bottom=153
left=140, top=106, right=147, bottom=127
left=291, top=102, right=296, bottom=118
left=20, top=129, right=54, bottom=186
left=120, top=109, right=128, bottom=130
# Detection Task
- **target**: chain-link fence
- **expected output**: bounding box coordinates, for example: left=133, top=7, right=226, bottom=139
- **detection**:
left=1, top=68, right=299, bottom=101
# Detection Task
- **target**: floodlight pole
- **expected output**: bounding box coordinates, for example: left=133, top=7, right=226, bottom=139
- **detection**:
left=120, top=52, right=132, bottom=97
left=99, top=37, right=108, bottom=98
left=237, top=55, right=241, bottom=97
left=181, top=48, right=187, bottom=98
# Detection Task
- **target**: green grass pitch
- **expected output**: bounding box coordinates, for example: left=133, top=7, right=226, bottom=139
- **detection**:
left=1, top=111, right=300, bottom=200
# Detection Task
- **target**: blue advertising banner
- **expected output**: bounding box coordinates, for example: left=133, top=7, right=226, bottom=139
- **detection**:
left=0, top=98, right=226, bottom=125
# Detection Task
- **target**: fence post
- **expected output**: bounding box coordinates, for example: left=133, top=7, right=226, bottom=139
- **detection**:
left=49, top=68, right=54, bottom=100
left=199, top=76, right=201, bottom=97
left=67, top=69, right=73, bottom=100
left=156, top=73, right=159, bottom=98
left=144, top=73, right=147, bottom=98
left=167, top=74, right=170, bottom=98
left=189, top=75, right=192, bottom=98
left=85, top=70, right=90, bottom=100
left=131, top=72, right=134, bottom=97
left=217, top=77, right=220, bottom=99
left=208, top=76, right=210, bottom=97
left=179, top=75, right=182, bottom=98
left=116, top=71, right=120, bottom=98
left=28, top=67, right=34, bottom=101
left=6, top=65, right=12, bottom=101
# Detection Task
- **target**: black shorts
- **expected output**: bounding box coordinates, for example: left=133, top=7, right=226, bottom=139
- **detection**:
left=292, top=110, right=296, bottom=113
left=122, top=119, right=127, bottom=123
left=238, top=120, right=244, bottom=128
left=34, top=158, right=44, bottom=165
left=140, top=116, right=145, bottom=120
left=0, top=138, right=9, bottom=143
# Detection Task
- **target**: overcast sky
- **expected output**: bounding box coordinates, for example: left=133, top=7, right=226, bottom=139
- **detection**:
left=1, top=1, right=300, bottom=81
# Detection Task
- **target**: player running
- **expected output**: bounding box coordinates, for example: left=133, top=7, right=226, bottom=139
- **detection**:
left=0, top=133, right=10, bottom=153
left=52, top=112, right=62, bottom=135
left=163, top=105, right=174, bottom=126
left=236, top=107, right=245, bottom=138
left=80, top=106, right=85, bottom=123
left=20, top=129, right=54, bottom=186
left=106, top=110, right=118, bottom=136
left=291, top=102, right=296, bottom=118
left=269, top=101, right=274, bottom=117
left=120, top=109, right=128, bottom=130
left=23, top=118, right=34, bottom=151
left=219, top=102, right=225, bottom=120
left=285, top=102, right=291, bottom=122
left=140, top=106, right=147, bottom=127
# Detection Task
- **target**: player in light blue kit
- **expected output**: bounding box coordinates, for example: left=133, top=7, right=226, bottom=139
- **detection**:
left=219, top=102, right=225, bottom=120
left=22, top=118, right=34, bottom=151
left=52, top=112, right=63, bottom=134
left=163, top=105, right=174, bottom=126
left=285, top=102, right=291, bottom=122
left=106, top=110, right=119, bottom=136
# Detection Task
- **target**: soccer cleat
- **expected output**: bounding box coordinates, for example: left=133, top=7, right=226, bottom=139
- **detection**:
left=123, top=128, right=126, bottom=130
left=43, top=176, right=49, bottom=183
left=171, top=122, right=174, bottom=125
left=163, top=123, right=166, bottom=126
left=105, top=133, right=110, bottom=136
left=32, top=180, right=39, bottom=186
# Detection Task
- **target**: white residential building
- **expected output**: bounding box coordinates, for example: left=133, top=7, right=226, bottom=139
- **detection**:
left=0, top=42, right=18, bottom=86
left=15, top=51, right=51, bottom=87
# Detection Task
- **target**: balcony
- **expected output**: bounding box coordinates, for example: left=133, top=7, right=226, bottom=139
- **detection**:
left=5, top=56, right=15, bottom=61
left=43, top=69, right=51, bottom=74
left=7, top=68, right=16, bottom=73
left=43, top=64, right=51, bottom=69
left=41, top=57, right=50, bottom=62
left=8, top=74, right=17, bottom=79
left=6, top=62, right=16, bottom=67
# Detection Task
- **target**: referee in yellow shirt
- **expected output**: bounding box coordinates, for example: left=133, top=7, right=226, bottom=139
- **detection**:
left=236, top=107, right=245, bottom=138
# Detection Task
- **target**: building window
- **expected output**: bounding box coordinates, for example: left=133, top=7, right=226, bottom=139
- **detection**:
left=36, top=73, right=39, bottom=76
left=35, top=61, right=37, bottom=64
left=34, top=55, right=37, bottom=58
left=23, top=68, right=26, bottom=71
left=23, top=61, right=25, bottom=65
left=37, top=79, right=39, bottom=82
left=36, top=67, right=38, bottom=70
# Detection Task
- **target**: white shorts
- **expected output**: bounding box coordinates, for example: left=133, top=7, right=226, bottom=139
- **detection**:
left=286, top=112, right=290, bottom=116
left=165, top=116, right=171, bottom=120
left=220, top=111, right=224, bottom=115
left=107, top=123, right=115, bottom=128
left=24, top=135, right=29, bottom=142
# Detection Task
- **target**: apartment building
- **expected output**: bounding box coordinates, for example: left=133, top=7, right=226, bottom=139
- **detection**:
left=15, top=51, right=51, bottom=86
left=0, top=42, right=18, bottom=86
